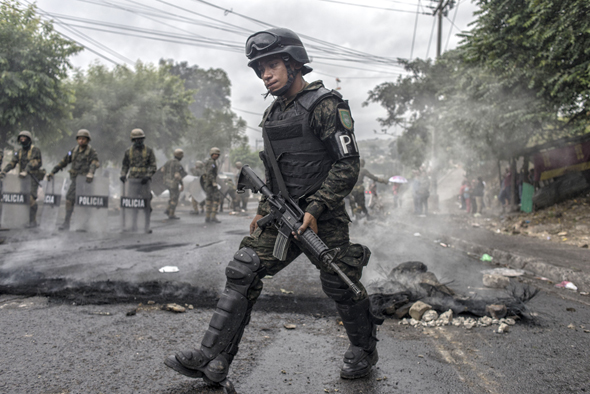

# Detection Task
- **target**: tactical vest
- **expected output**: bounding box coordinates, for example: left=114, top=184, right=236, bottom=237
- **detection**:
left=129, top=146, right=148, bottom=173
left=263, top=87, right=340, bottom=200
left=69, top=145, right=93, bottom=176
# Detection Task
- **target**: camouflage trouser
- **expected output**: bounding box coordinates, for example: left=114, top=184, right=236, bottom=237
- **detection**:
left=30, top=178, right=38, bottom=222
left=350, top=185, right=367, bottom=215
left=239, top=218, right=369, bottom=304
left=65, top=177, right=77, bottom=213
left=205, top=186, right=220, bottom=219
left=238, top=190, right=249, bottom=211
left=167, top=184, right=180, bottom=216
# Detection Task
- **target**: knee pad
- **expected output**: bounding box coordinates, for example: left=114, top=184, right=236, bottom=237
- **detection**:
left=320, top=270, right=354, bottom=305
left=225, top=247, right=261, bottom=295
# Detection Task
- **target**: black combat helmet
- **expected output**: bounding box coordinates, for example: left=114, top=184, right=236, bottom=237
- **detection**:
left=246, top=28, right=312, bottom=78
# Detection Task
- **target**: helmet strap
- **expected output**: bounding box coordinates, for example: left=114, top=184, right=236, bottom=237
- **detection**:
left=271, top=55, right=297, bottom=97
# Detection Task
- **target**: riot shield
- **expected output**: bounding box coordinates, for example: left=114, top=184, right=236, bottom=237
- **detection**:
left=151, top=168, right=167, bottom=196
left=0, top=173, right=31, bottom=229
left=72, top=174, right=109, bottom=233
left=186, top=176, right=206, bottom=202
left=217, top=176, right=229, bottom=194
left=38, top=176, right=65, bottom=232
left=120, top=178, right=151, bottom=232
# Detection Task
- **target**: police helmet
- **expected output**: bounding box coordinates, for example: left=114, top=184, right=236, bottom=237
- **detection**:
left=174, top=148, right=184, bottom=159
left=235, top=161, right=243, bottom=168
left=76, top=129, right=91, bottom=141
left=18, top=130, right=33, bottom=140
left=210, top=147, right=221, bottom=156
left=246, top=28, right=312, bottom=78
left=130, top=128, right=145, bottom=140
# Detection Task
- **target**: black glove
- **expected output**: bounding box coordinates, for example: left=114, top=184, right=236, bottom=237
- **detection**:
left=120, top=175, right=127, bottom=183
left=141, top=176, right=151, bottom=185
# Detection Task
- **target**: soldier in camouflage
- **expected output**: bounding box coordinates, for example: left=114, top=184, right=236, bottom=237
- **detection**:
left=0, top=131, right=44, bottom=228
left=120, top=129, right=157, bottom=183
left=120, top=129, right=157, bottom=230
left=190, top=160, right=205, bottom=215
left=166, top=27, right=382, bottom=388
left=203, top=147, right=221, bottom=224
left=48, top=129, right=100, bottom=231
left=349, top=158, right=388, bottom=221
left=161, top=149, right=188, bottom=219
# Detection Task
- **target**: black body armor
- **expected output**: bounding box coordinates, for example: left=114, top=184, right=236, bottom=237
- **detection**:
left=262, top=87, right=341, bottom=201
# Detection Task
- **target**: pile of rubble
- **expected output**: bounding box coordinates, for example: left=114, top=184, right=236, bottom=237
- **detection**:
left=398, top=300, right=516, bottom=332
left=456, top=194, right=590, bottom=248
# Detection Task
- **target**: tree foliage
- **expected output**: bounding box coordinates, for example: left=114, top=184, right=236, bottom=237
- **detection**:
left=0, top=1, right=82, bottom=146
left=57, top=62, right=195, bottom=162
left=365, top=0, right=590, bottom=169
left=163, top=60, right=247, bottom=159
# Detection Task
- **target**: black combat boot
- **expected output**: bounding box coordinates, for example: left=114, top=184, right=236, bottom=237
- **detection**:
left=337, top=298, right=383, bottom=379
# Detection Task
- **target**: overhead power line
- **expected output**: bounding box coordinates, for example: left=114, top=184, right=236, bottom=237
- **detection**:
left=317, top=0, right=431, bottom=14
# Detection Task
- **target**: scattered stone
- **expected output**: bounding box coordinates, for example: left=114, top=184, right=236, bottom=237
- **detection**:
left=284, top=324, right=296, bottom=330
left=501, top=318, right=516, bottom=326
left=479, top=316, right=493, bottom=327
left=422, top=310, right=438, bottom=322
left=147, top=300, right=155, bottom=305
left=394, top=303, right=412, bottom=319
left=409, top=301, right=432, bottom=320
left=409, top=318, right=420, bottom=327
left=188, top=305, right=194, bottom=310
left=437, top=310, right=453, bottom=325
left=497, top=323, right=510, bottom=333
left=483, top=273, right=510, bottom=288
left=567, top=323, right=576, bottom=330
left=486, top=304, right=508, bottom=319
left=163, top=303, right=186, bottom=313
left=126, top=308, right=137, bottom=316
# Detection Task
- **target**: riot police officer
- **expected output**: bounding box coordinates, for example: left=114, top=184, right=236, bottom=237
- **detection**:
left=48, top=129, right=100, bottom=230
left=165, top=27, right=382, bottom=387
left=120, top=128, right=157, bottom=232
left=0, top=131, right=44, bottom=228
left=161, top=149, right=187, bottom=219
left=204, top=147, right=221, bottom=224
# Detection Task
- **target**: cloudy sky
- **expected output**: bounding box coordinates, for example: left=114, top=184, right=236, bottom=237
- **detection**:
left=32, top=0, right=479, bottom=145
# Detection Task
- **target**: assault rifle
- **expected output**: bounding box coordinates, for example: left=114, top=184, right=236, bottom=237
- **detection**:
left=237, top=165, right=361, bottom=296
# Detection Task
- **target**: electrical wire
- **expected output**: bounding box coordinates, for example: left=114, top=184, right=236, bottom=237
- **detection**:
left=425, top=9, right=437, bottom=59
left=317, top=0, right=431, bottom=14
left=410, top=0, right=421, bottom=60
left=444, top=0, right=460, bottom=51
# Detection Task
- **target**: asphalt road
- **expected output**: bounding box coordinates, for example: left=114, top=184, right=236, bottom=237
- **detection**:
left=1, top=203, right=589, bottom=394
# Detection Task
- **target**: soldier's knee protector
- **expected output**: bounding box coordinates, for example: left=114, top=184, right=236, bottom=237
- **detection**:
left=320, top=270, right=355, bottom=305
left=200, top=248, right=262, bottom=361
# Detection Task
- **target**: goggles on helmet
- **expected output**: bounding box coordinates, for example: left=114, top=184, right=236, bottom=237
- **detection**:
left=246, top=32, right=280, bottom=58
left=245, top=32, right=301, bottom=59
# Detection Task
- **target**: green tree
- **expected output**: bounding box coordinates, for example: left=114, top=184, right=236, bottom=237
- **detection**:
left=0, top=1, right=82, bottom=146
left=164, top=60, right=247, bottom=158
left=57, top=62, right=195, bottom=163
left=230, top=143, right=262, bottom=170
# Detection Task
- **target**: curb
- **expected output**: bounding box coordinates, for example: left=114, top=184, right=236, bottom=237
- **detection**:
left=391, top=219, right=590, bottom=292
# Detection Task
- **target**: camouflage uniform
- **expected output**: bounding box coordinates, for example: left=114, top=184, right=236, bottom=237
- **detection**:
left=203, top=157, right=220, bottom=221
left=50, top=145, right=100, bottom=224
left=120, top=145, right=157, bottom=180
left=247, top=80, right=367, bottom=295
left=161, top=157, right=187, bottom=218
left=2, top=145, right=43, bottom=224
left=350, top=166, right=387, bottom=218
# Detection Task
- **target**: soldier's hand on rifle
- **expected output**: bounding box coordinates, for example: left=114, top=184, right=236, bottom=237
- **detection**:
left=120, top=175, right=127, bottom=183
left=250, top=214, right=263, bottom=235
left=141, top=176, right=150, bottom=185
left=19, top=171, right=27, bottom=178
left=0, top=171, right=5, bottom=180
left=294, top=212, right=318, bottom=239
left=86, top=173, right=94, bottom=183
left=179, top=183, right=184, bottom=192
left=47, top=173, right=54, bottom=181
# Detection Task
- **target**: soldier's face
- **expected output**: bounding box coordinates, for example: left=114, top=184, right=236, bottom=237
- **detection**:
left=211, top=154, right=220, bottom=160
left=258, top=56, right=288, bottom=94
left=19, top=136, right=28, bottom=144
left=77, top=137, right=89, bottom=146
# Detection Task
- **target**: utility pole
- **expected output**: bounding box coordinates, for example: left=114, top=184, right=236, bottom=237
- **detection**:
left=430, top=0, right=452, bottom=212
